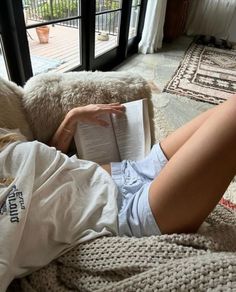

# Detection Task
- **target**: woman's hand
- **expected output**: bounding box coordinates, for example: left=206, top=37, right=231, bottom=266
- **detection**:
left=48, top=103, right=125, bottom=153
left=69, top=103, right=125, bottom=127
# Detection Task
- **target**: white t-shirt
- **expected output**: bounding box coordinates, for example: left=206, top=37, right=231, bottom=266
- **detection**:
left=0, top=141, right=118, bottom=291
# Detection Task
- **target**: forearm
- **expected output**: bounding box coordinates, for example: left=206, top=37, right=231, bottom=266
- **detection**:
left=48, top=109, right=77, bottom=153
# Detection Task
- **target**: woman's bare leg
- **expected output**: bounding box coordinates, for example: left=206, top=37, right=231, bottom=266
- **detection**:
left=149, top=95, right=236, bottom=234
left=160, top=107, right=214, bottom=159
left=160, top=104, right=222, bottom=159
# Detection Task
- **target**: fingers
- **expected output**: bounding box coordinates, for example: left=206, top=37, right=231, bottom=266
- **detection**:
left=102, top=102, right=121, bottom=106
left=86, top=117, right=110, bottom=127
left=76, top=103, right=126, bottom=127
left=103, top=108, right=125, bottom=115
left=95, top=104, right=126, bottom=115
left=97, top=103, right=125, bottom=110
left=95, top=118, right=110, bottom=127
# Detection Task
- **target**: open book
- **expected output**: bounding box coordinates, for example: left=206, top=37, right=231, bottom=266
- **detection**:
left=74, top=99, right=151, bottom=164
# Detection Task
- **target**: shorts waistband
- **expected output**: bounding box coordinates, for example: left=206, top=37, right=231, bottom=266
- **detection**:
left=110, top=162, right=123, bottom=189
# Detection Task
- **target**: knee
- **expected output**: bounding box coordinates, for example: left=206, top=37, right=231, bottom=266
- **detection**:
left=227, top=94, right=236, bottom=107
left=214, top=97, right=236, bottom=137
left=230, top=93, right=236, bottom=99
left=224, top=95, right=236, bottom=116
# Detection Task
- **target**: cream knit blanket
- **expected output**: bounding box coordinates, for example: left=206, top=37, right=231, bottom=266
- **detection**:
left=8, top=205, right=236, bottom=291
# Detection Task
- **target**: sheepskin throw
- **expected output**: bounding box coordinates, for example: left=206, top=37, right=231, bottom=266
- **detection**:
left=23, top=71, right=151, bottom=142
left=0, top=77, right=33, bottom=140
left=8, top=205, right=236, bottom=291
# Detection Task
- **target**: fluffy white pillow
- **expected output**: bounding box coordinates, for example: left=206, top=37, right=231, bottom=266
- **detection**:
left=23, top=71, right=151, bottom=142
left=0, top=77, right=33, bottom=140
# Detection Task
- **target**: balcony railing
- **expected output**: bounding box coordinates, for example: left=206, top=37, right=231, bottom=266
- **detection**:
left=24, top=0, right=120, bottom=34
left=24, top=0, right=79, bottom=25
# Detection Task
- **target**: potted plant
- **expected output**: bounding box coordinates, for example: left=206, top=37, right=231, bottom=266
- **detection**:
left=36, top=25, right=50, bottom=44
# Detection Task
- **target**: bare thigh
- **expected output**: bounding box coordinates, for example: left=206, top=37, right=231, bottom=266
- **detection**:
left=149, top=96, right=236, bottom=234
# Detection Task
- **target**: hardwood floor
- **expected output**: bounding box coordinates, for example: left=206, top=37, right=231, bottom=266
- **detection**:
left=27, top=23, right=118, bottom=73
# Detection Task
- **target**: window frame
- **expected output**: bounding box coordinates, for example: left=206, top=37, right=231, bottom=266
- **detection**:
left=0, top=0, right=147, bottom=85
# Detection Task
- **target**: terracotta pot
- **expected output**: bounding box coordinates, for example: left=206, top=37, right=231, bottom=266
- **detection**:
left=36, top=26, right=50, bottom=44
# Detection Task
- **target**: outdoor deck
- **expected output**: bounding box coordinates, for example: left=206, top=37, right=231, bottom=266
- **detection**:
left=27, top=23, right=118, bottom=75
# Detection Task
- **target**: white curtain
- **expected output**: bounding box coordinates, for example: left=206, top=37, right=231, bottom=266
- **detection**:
left=186, top=0, right=236, bottom=41
left=138, top=0, right=167, bottom=54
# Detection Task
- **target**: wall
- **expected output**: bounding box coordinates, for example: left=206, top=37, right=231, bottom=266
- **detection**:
left=186, top=0, right=236, bottom=43
left=228, top=12, right=236, bottom=43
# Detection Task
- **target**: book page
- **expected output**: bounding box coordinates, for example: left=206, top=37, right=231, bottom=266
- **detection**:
left=143, top=99, right=151, bottom=158
left=74, top=114, right=120, bottom=164
left=111, top=99, right=151, bottom=161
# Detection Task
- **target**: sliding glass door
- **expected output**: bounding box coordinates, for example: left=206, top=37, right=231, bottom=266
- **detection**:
left=86, top=0, right=147, bottom=70
left=95, top=1, right=122, bottom=58
left=23, top=0, right=82, bottom=75
left=0, top=36, right=9, bottom=80
left=0, top=0, right=147, bottom=85
left=128, top=0, right=141, bottom=40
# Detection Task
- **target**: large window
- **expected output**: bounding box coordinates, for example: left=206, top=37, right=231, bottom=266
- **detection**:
left=0, top=36, right=9, bottom=80
left=129, top=0, right=141, bottom=39
left=95, top=0, right=122, bottom=57
left=0, top=0, right=147, bottom=85
left=23, top=0, right=82, bottom=75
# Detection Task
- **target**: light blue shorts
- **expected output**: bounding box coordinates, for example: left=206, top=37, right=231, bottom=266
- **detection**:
left=111, top=143, right=168, bottom=237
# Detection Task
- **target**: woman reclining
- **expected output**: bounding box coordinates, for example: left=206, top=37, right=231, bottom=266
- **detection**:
left=0, top=96, right=236, bottom=290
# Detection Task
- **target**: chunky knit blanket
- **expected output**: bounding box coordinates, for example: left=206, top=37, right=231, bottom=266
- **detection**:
left=8, top=205, right=236, bottom=291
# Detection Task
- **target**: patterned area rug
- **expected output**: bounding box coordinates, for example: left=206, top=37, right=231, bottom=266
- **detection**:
left=164, top=43, right=236, bottom=104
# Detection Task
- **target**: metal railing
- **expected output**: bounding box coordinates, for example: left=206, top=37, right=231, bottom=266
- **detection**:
left=24, top=0, right=79, bottom=24
left=96, top=10, right=120, bottom=36
left=23, top=0, right=119, bottom=34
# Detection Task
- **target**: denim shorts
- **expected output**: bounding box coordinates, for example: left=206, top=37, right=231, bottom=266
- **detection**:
left=111, top=143, right=168, bottom=237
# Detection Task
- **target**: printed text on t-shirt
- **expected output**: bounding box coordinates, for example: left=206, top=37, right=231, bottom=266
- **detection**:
left=0, top=185, right=26, bottom=223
